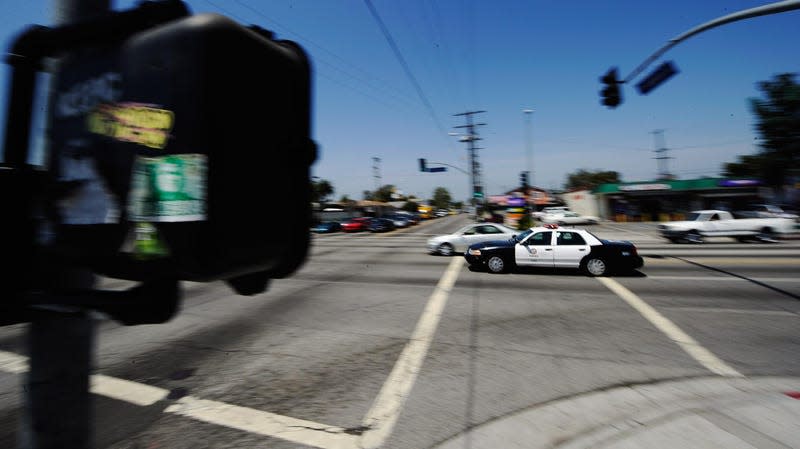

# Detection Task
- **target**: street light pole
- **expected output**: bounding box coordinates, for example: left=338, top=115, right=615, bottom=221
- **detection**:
left=523, top=109, right=533, bottom=187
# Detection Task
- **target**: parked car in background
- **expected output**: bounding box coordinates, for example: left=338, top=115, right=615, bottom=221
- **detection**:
left=368, top=217, right=395, bottom=233
left=533, top=206, right=570, bottom=219
left=341, top=217, right=371, bottom=232
left=427, top=223, right=518, bottom=256
left=735, top=204, right=799, bottom=219
left=540, top=211, right=599, bottom=225
left=418, top=205, right=434, bottom=219
left=312, top=221, right=342, bottom=233
left=396, top=211, right=420, bottom=225
left=386, top=214, right=411, bottom=228
left=434, top=209, right=449, bottom=218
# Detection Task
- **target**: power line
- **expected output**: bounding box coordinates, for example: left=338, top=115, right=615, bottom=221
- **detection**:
left=232, top=0, right=419, bottom=109
left=363, top=0, right=449, bottom=137
left=204, top=0, right=419, bottom=113
left=427, top=0, right=467, bottom=113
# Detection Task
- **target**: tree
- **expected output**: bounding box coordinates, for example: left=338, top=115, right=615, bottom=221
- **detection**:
left=517, top=213, right=532, bottom=230
left=564, top=169, right=620, bottom=191
left=722, top=154, right=765, bottom=178
left=362, top=190, right=374, bottom=201
left=748, top=73, right=800, bottom=190
left=431, top=187, right=452, bottom=209
left=311, top=178, right=334, bottom=203
left=402, top=201, right=419, bottom=213
left=372, top=184, right=396, bottom=203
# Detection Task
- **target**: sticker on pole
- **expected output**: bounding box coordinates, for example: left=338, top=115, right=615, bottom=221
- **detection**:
left=128, top=154, right=207, bottom=222
left=87, top=102, right=174, bottom=149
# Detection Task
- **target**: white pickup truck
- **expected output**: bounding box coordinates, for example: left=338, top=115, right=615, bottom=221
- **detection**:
left=657, top=210, right=797, bottom=243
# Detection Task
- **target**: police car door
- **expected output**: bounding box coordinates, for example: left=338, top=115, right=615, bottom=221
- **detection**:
left=514, top=231, right=554, bottom=267
left=553, top=230, right=589, bottom=268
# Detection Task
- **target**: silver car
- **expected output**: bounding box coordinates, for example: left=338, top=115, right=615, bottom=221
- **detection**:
left=427, top=223, right=518, bottom=256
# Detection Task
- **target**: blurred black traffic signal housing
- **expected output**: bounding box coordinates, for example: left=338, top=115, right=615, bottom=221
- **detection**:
left=600, top=67, right=622, bottom=108
left=419, top=158, right=427, bottom=172
left=1, top=2, right=317, bottom=325
left=520, top=171, right=529, bottom=188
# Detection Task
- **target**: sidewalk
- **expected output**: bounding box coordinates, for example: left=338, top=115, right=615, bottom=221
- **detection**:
left=434, top=376, right=800, bottom=449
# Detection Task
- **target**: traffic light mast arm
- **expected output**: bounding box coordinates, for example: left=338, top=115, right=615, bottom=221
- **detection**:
left=622, top=0, right=800, bottom=83
left=429, top=161, right=469, bottom=175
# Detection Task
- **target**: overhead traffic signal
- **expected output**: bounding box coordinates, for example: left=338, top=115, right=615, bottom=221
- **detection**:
left=520, top=171, right=529, bottom=188
left=419, top=158, right=427, bottom=172
left=600, top=67, right=622, bottom=108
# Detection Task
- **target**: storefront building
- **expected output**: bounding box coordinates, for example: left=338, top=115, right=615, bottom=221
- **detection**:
left=486, top=187, right=562, bottom=227
left=593, top=178, right=763, bottom=222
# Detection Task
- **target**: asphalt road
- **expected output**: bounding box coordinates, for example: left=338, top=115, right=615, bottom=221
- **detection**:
left=1, top=214, right=799, bottom=448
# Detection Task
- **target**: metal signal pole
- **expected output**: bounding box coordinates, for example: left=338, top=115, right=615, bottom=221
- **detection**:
left=454, top=110, right=486, bottom=205
left=18, top=2, right=109, bottom=449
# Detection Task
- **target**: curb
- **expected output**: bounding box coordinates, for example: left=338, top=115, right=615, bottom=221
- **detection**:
left=433, top=376, right=800, bottom=449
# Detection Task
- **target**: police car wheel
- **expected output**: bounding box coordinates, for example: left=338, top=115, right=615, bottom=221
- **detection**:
left=583, top=257, right=607, bottom=276
left=487, top=256, right=506, bottom=273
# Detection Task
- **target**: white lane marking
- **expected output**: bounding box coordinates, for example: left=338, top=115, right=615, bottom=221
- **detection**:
left=359, top=256, right=465, bottom=449
left=165, top=396, right=358, bottom=449
left=90, top=374, right=170, bottom=407
left=597, top=278, right=744, bottom=378
left=0, top=350, right=27, bottom=374
left=0, top=256, right=467, bottom=448
left=0, top=349, right=356, bottom=448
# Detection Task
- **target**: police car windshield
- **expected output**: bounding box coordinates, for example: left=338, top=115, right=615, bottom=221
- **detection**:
left=514, top=229, right=534, bottom=242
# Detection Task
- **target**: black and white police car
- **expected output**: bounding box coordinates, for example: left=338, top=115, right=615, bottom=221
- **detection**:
left=463, top=224, right=643, bottom=276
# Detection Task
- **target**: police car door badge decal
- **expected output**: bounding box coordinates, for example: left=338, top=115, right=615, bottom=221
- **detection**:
left=128, top=154, right=207, bottom=222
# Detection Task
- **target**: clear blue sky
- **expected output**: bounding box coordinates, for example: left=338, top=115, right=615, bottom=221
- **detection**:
left=1, top=0, right=798, bottom=201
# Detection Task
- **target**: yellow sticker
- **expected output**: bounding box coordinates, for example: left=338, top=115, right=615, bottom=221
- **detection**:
left=88, top=102, right=174, bottom=149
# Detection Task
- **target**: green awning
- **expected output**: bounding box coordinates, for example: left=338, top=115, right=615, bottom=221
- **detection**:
left=593, top=178, right=760, bottom=194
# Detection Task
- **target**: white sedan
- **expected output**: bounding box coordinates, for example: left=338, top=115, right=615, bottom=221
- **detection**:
left=540, top=211, right=599, bottom=225
left=427, top=223, right=518, bottom=256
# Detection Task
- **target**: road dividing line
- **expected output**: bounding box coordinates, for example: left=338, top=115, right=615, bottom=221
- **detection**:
left=165, top=396, right=359, bottom=449
left=0, top=255, right=467, bottom=449
left=0, top=349, right=356, bottom=448
left=597, top=278, right=744, bottom=378
left=0, top=350, right=27, bottom=374
left=90, top=374, right=170, bottom=407
left=359, top=256, right=465, bottom=449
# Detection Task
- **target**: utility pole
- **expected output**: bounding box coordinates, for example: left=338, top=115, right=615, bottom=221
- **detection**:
left=454, top=110, right=486, bottom=205
left=372, top=157, right=382, bottom=190
left=651, top=129, right=673, bottom=180
left=523, top=109, right=534, bottom=187
left=18, top=2, right=109, bottom=449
